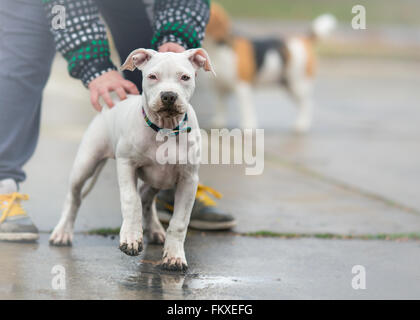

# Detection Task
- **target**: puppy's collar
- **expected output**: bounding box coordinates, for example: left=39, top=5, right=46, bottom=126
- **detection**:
left=142, top=107, right=191, bottom=136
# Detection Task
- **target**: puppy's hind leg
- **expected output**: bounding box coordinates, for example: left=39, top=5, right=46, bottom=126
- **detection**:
left=50, top=119, right=109, bottom=246
left=140, top=184, right=166, bottom=244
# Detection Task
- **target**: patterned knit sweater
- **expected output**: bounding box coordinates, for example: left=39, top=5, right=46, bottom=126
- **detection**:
left=42, top=0, right=210, bottom=87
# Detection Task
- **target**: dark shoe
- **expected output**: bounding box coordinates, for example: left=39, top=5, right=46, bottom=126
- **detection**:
left=156, top=184, right=236, bottom=230
left=0, top=193, right=39, bottom=242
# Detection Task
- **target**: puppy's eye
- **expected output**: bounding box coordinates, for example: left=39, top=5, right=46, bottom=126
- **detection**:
left=181, top=75, right=190, bottom=81
left=148, top=74, right=157, bottom=80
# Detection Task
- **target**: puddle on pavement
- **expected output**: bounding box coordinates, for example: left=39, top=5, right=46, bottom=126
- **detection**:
left=121, top=262, right=241, bottom=298
left=186, top=276, right=240, bottom=289
left=0, top=236, right=261, bottom=299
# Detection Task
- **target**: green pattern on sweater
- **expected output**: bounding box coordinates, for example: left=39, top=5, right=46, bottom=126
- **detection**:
left=43, top=0, right=210, bottom=86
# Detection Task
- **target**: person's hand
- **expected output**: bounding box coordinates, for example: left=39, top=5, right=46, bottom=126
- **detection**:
left=88, top=70, right=139, bottom=111
left=158, top=42, right=185, bottom=53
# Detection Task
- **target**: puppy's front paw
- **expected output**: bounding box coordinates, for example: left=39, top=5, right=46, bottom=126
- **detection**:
left=119, top=231, right=143, bottom=256
left=49, top=228, right=73, bottom=246
left=161, top=243, right=188, bottom=271
left=161, top=255, right=188, bottom=271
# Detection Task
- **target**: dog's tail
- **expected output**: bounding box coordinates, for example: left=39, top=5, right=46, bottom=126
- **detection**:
left=309, top=14, right=337, bottom=41
left=81, top=159, right=107, bottom=199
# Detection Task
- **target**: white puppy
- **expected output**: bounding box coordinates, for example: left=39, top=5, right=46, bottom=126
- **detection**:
left=49, top=48, right=215, bottom=271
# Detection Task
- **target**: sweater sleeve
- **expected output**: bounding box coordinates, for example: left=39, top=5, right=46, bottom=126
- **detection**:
left=42, top=0, right=117, bottom=87
left=151, top=0, right=210, bottom=50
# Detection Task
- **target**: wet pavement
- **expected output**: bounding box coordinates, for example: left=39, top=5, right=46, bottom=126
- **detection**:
left=1, top=234, right=420, bottom=299
left=1, top=42, right=420, bottom=298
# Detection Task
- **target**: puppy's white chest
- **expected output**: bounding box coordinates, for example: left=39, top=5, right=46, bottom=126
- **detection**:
left=137, top=163, right=178, bottom=190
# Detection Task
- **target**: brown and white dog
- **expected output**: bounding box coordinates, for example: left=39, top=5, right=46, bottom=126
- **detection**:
left=204, top=3, right=336, bottom=132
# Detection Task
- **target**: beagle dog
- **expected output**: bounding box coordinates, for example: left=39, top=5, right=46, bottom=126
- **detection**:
left=204, top=3, right=336, bottom=132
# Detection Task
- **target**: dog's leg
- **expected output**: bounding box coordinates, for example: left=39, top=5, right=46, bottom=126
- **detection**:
left=294, top=95, right=313, bottom=133
left=234, top=81, right=257, bottom=129
left=211, top=88, right=229, bottom=128
left=117, top=158, right=143, bottom=256
left=288, top=80, right=314, bottom=133
left=161, top=175, right=198, bottom=271
left=140, top=183, right=166, bottom=244
left=50, top=126, right=108, bottom=246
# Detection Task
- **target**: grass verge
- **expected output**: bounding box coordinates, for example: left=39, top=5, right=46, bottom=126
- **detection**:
left=219, top=0, right=420, bottom=26
left=241, top=230, right=420, bottom=241
left=87, top=227, right=420, bottom=241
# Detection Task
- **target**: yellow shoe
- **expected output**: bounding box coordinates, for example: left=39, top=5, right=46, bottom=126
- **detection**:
left=0, top=192, right=39, bottom=242
left=156, top=184, right=237, bottom=230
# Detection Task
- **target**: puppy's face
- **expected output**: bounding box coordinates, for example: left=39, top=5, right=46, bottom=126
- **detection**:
left=121, top=49, right=215, bottom=117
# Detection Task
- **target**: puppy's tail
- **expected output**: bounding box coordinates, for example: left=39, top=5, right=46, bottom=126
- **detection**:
left=309, top=14, right=337, bottom=41
left=81, top=159, right=107, bottom=199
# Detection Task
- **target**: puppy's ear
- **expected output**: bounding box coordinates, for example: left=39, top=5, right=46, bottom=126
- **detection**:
left=186, top=48, right=216, bottom=76
left=120, top=48, right=156, bottom=71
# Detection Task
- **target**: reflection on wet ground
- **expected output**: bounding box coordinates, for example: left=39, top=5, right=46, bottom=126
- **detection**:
left=122, top=265, right=240, bottom=299
left=118, top=238, right=243, bottom=299
left=2, top=234, right=420, bottom=299
left=0, top=235, right=246, bottom=300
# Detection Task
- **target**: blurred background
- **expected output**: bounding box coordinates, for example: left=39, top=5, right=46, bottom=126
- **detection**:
left=195, top=0, right=420, bottom=128
left=26, top=0, right=420, bottom=236
left=3, top=0, right=420, bottom=300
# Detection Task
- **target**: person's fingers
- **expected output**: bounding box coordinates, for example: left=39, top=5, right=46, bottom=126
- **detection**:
left=101, top=90, right=114, bottom=108
left=123, top=80, right=140, bottom=95
left=172, top=46, right=185, bottom=53
left=158, top=42, right=185, bottom=53
left=158, top=44, right=168, bottom=52
left=90, top=89, right=102, bottom=112
left=115, top=87, right=127, bottom=101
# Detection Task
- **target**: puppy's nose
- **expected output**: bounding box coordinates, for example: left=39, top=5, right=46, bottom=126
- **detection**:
left=161, top=91, right=178, bottom=106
